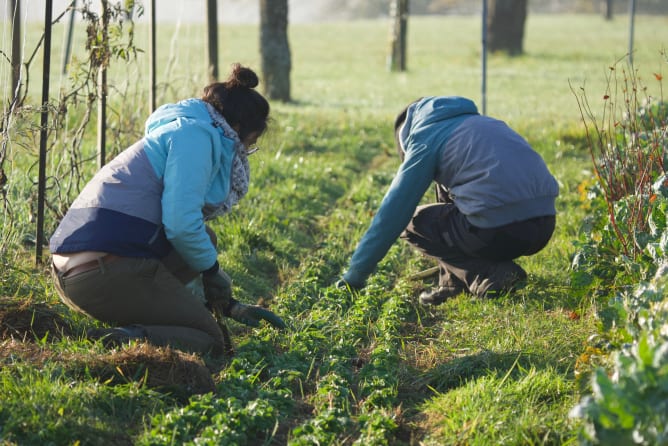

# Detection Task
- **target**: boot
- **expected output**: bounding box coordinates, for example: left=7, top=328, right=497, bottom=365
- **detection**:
left=419, top=283, right=466, bottom=305
left=419, top=270, right=466, bottom=305
left=468, top=261, right=527, bottom=298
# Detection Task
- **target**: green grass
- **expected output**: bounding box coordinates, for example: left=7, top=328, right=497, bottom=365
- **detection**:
left=1, top=12, right=668, bottom=445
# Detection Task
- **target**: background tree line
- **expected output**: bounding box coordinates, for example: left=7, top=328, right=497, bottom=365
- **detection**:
left=312, top=0, right=667, bottom=16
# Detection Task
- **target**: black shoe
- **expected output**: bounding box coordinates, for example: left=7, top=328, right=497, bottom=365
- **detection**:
left=419, top=284, right=465, bottom=306
left=87, top=325, right=146, bottom=348
left=469, top=261, right=527, bottom=298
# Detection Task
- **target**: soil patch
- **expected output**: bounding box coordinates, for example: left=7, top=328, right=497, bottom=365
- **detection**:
left=1, top=338, right=215, bottom=397
left=0, top=296, right=75, bottom=341
left=1, top=297, right=215, bottom=397
left=89, top=343, right=216, bottom=396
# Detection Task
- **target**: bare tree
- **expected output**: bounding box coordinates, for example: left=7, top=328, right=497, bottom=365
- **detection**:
left=259, top=0, right=291, bottom=101
left=487, top=0, right=527, bottom=56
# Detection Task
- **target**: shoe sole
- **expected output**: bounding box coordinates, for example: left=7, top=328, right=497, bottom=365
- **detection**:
left=419, top=288, right=464, bottom=306
left=478, top=278, right=527, bottom=299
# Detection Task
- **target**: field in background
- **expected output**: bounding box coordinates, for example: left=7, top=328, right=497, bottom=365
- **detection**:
left=6, top=13, right=668, bottom=122
left=1, top=13, right=667, bottom=445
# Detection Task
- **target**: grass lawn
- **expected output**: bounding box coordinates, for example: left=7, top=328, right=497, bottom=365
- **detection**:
left=1, top=12, right=667, bottom=445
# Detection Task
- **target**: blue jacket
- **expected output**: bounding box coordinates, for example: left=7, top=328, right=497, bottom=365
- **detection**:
left=343, top=96, right=559, bottom=287
left=50, top=98, right=238, bottom=272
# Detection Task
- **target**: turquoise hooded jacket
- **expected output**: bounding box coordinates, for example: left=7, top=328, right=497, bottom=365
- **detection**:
left=343, top=96, right=559, bottom=288
left=50, top=98, right=239, bottom=272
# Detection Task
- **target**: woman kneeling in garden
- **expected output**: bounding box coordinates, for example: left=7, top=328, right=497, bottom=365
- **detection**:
left=49, top=64, right=285, bottom=356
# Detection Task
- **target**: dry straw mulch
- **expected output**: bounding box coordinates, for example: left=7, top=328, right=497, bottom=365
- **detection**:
left=1, top=296, right=216, bottom=396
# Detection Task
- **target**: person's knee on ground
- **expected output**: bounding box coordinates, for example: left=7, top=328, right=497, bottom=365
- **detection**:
left=87, top=322, right=228, bottom=355
left=87, top=324, right=147, bottom=348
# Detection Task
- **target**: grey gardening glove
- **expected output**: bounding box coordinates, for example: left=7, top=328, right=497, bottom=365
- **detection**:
left=202, top=264, right=286, bottom=330
left=335, top=272, right=365, bottom=292
left=335, top=278, right=361, bottom=292
left=202, top=267, right=234, bottom=309
left=227, top=301, right=287, bottom=329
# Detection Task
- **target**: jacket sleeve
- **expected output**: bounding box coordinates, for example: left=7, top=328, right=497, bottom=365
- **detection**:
left=161, top=123, right=220, bottom=272
left=343, top=142, right=436, bottom=288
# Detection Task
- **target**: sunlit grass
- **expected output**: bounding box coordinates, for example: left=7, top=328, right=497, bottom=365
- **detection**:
left=1, top=12, right=667, bottom=444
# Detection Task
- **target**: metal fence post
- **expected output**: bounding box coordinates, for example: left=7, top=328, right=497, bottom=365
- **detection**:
left=36, top=0, right=54, bottom=264
left=9, top=0, right=22, bottom=101
left=207, top=0, right=219, bottom=81
left=61, top=0, right=76, bottom=74
left=97, top=0, right=108, bottom=168
left=481, top=0, right=488, bottom=115
left=149, top=0, right=156, bottom=111
left=628, top=0, right=636, bottom=67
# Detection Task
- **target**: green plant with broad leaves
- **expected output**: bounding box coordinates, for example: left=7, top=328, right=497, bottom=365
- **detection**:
left=570, top=266, right=668, bottom=446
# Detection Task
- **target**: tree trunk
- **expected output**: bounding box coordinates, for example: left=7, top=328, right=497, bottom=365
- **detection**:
left=604, top=0, right=613, bottom=20
left=387, top=0, right=408, bottom=72
left=260, top=0, right=291, bottom=102
left=487, top=0, right=527, bottom=56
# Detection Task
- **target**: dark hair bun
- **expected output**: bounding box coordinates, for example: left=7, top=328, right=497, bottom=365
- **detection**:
left=226, top=63, right=259, bottom=89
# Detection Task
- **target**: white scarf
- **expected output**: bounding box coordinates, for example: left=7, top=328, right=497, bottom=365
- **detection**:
left=202, top=102, right=250, bottom=220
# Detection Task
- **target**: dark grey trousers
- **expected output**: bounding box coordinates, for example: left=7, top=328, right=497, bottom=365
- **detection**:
left=400, top=202, right=555, bottom=290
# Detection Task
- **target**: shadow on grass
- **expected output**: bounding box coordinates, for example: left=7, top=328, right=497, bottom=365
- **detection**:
left=415, top=349, right=544, bottom=394
left=394, top=276, right=590, bottom=439
left=3, top=420, right=136, bottom=446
